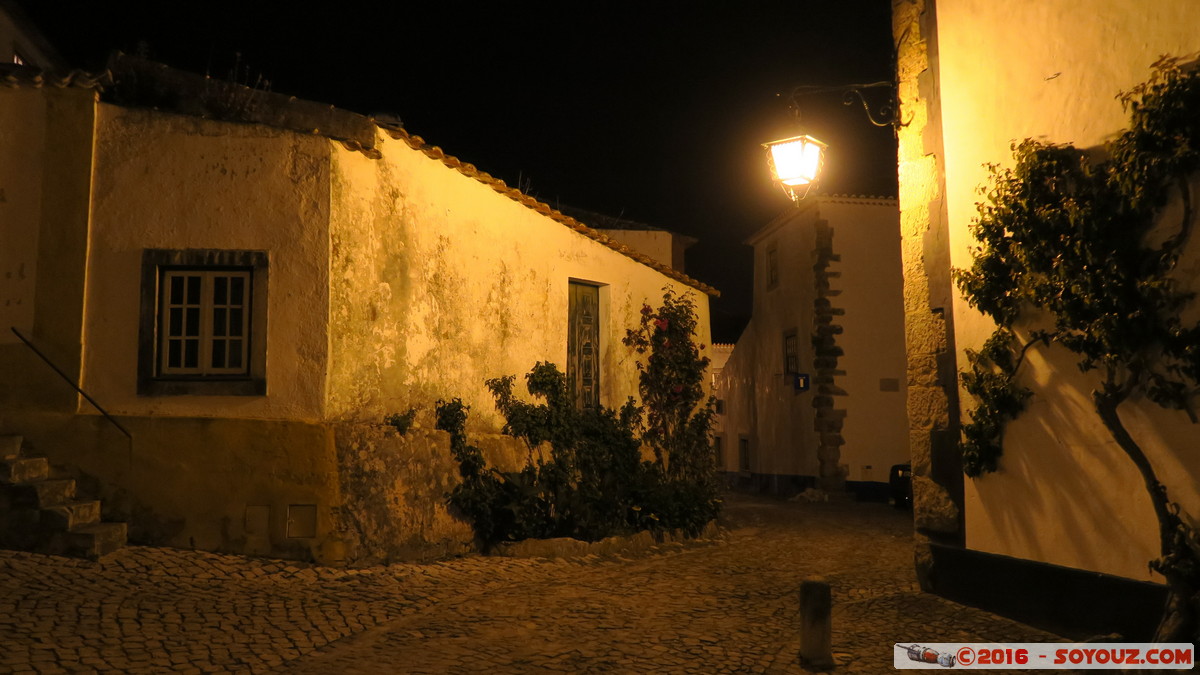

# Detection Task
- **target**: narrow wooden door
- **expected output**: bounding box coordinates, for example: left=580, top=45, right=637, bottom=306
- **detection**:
left=567, top=282, right=600, bottom=410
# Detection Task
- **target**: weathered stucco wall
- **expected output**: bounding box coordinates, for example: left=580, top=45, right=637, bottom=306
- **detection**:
left=720, top=198, right=908, bottom=490
left=2, top=89, right=716, bottom=564
left=720, top=205, right=820, bottom=483
left=0, top=88, right=44, bottom=344
left=917, top=0, right=1200, bottom=581
left=1, top=102, right=343, bottom=563
left=817, top=198, right=909, bottom=485
left=333, top=424, right=544, bottom=564
left=82, top=105, right=332, bottom=421
left=9, top=411, right=342, bottom=562
left=325, top=135, right=713, bottom=431
left=0, top=87, right=94, bottom=413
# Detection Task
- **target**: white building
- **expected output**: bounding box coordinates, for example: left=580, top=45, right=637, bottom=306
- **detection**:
left=719, top=196, right=908, bottom=498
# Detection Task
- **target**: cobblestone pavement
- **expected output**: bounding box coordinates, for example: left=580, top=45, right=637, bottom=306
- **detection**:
left=1, top=494, right=1062, bottom=674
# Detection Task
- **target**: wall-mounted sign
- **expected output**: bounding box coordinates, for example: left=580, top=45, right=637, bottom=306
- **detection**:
left=793, top=373, right=810, bottom=392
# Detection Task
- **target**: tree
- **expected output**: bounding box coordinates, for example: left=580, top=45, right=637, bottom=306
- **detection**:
left=955, top=57, right=1200, bottom=642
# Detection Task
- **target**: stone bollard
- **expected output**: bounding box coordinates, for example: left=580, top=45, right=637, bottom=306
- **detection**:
left=799, top=578, right=834, bottom=669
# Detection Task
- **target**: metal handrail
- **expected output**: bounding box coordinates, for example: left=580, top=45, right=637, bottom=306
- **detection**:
left=10, top=327, right=133, bottom=440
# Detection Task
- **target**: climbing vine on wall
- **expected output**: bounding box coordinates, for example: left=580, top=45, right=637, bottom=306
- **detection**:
left=953, top=56, right=1200, bottom=641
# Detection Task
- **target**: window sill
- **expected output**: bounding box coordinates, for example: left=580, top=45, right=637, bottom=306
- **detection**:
left=137, top=377, right=266, bottom=397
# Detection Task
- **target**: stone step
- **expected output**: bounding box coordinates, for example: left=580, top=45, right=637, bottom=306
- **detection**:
left=0, top=435, right=22, bottom=461
left=9, top=479, right=76, bottom=509
left=41, top=500, right=102, bottom=531
left=0, top=456, right=49, bottom=484
left=66, top=522, right=127, bottom=560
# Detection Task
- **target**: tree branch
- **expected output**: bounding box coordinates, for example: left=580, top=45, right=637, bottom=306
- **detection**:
left=1157, top=177, right=1195, bottom=266
left=1092, top=389, right=1176, bottom=559
left=1012, top=331, right=1054, bottom=374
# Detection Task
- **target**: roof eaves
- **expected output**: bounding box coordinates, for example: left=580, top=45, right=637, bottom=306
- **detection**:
left=0, top=65, right=104, bottom=90
left=821, top=193, right=898, bottom=205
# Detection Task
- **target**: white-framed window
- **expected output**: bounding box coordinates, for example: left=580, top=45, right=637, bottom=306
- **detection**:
left=138, top=249, right=268, bottom=396
left=159, top=270, right=251, bottom=375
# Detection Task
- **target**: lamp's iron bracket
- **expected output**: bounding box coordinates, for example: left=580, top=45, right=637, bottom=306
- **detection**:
left=783, top=80, right=908, bottom=130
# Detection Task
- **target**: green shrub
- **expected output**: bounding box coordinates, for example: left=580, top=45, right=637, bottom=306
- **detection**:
left=441, top=290, right=720, bottom=548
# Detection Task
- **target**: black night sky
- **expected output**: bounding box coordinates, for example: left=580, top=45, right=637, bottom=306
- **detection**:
left=16, top=1, right=897, bottom=343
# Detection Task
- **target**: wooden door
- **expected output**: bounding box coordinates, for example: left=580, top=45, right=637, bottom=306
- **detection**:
left=567, top=282, right=600, bottom=410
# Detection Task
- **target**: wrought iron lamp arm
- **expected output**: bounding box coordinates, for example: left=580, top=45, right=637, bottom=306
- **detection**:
left=785, top=80, right=904, bottom=129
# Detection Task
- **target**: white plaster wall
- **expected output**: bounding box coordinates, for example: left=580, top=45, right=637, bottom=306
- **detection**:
left=936, top=0, right=1200, bottom=580
left=596, top=229, right=675, bottom=270
left=82, top=105, right=331, bottom=421
left=720, top=207, right=820, bottom=477
left=819, top=198, right=909, bottom=483
left=722, top=199, right=908, bottom=483
left=0, top=89, right=43, bottom=342
left=326, top=135, right=713, bottom=431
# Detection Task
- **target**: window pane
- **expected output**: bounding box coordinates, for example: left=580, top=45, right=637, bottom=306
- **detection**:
left=186, top=276, right=201, bottom=305
left=155, top=265, right=256, bottom=378
left=229, top=340, right=243, bottom=369
left=231, top=276, right=245, bottom=305
left=185, top=308, right=201, bottom=336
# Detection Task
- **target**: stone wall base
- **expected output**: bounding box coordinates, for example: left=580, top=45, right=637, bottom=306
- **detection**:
left=924, top=542, right=1167, bottom=641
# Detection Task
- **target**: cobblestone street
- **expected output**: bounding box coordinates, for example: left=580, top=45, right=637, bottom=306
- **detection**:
left=1, top=494, right=1061, bottom=673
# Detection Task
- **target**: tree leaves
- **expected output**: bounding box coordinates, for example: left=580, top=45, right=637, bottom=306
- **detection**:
left=955, top=59, right=1200, bottom=476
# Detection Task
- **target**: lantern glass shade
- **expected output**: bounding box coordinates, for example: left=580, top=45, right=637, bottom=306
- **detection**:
left=765, top=134, right=826, bottom=187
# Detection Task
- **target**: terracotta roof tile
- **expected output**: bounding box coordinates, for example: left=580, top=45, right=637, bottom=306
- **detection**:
left=0, top=65, right=103, bottom=90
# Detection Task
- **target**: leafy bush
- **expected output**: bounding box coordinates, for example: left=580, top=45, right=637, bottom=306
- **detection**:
left=441, top=290, right=720, bottom=549
left=623, top=289, right=720, bottom=521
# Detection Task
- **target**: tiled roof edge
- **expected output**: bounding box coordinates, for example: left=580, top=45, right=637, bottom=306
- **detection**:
left=820, top=193, right=898, bottom=204
left=377, top=126, right=720, bottom=298
left=1, top=59, right=720, bottom=298
left=0, top=66, right=105, bottom=90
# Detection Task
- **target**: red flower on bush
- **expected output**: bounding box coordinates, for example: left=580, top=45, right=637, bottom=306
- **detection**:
left=654, top=318, right=669, bottom=331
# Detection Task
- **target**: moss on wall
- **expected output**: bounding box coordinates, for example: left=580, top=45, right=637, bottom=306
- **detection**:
left=332, top=424, right=539, bottom=563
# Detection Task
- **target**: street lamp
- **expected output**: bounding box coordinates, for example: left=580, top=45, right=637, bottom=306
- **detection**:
left=764, top=80, right=899, bottom=202
left=764, top=134, right=827, bottom=202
